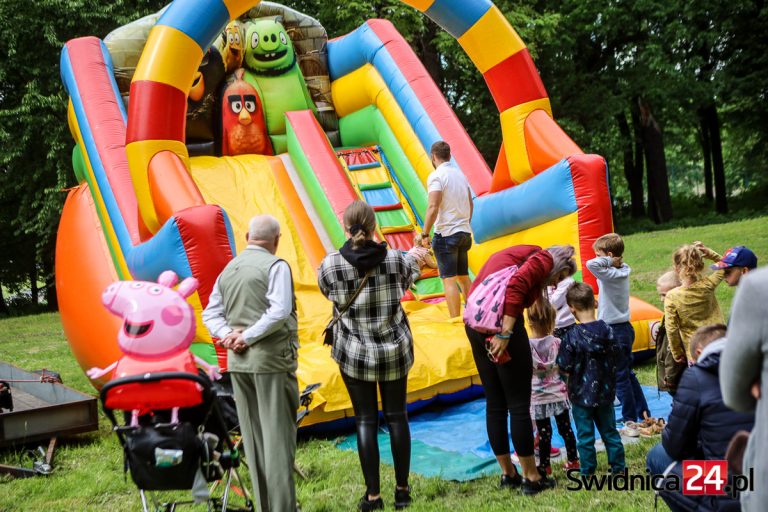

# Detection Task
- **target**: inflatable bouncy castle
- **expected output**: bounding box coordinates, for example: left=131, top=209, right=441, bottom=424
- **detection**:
left=58, top=0, right=662, bottom=428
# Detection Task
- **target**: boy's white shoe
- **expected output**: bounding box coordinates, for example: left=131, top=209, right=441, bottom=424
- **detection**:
left=620, top=421, right=640, bottom=438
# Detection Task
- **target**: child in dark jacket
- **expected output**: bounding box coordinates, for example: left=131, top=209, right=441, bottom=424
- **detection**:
left=557, top=282, right=625, bottom=476
left=647, top=324, right=754, bottom=512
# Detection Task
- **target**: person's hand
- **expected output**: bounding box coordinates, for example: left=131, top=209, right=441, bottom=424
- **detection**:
left=231, top=339, right=249, bottom=354
left=228, top=330, right=247, bottom=354
left=611, top=256, right=623, bottom=268
left=219, top=328, right=243, bottom=350
left=693, top=241, right=718, bottom=260
left=490, top=335, right=510, bottom=359
left=752, top=381, right=761, bottom=400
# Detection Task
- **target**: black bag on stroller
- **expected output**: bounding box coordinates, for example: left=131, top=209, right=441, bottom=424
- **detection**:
left=124, top=422, right=205, bottom=490
left=101, top=371, right=253, bottom=512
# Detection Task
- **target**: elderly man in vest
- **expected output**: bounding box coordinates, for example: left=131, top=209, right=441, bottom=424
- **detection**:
left=203, top=214, right=299, bottom=512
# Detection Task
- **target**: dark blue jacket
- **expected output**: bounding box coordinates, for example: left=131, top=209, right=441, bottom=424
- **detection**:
left=556, top=320, right=620, bottom=408
left=662, top=340, right=754, bottom=461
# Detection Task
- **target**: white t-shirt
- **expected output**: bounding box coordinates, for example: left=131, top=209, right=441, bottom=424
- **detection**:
left=427, top=162, right=472, bottom=237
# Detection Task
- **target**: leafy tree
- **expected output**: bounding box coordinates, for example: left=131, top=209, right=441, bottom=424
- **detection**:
left=0, top=0, right=166, bottom=311
left=1, top=0, right=765, bottom=313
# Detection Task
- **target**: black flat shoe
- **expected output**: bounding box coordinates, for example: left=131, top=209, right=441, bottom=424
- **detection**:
left=394, top=486, right=411, bottom=510
left=499, top=472, right=523, bottom=489
left=358, top=495, right=384, bottom=511
left=521, top=475, right=556, bottom=496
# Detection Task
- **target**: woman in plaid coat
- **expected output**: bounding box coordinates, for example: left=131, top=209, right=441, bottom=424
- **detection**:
left=318, top=201, right=420, bottom=511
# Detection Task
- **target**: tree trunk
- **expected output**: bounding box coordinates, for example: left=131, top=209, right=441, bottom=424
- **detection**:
left=0, top=285, right=8, bottom=316
left=29, top=264, right=38, bottom=306
left=415, top=20, right=442, bottom=86
left=41, top=250, right=58, bottom=311
left=617, top=112, right=645, bottom=217
left=631, top=99, right=645, bottom=198
left=698, top=109, right=714, bottom=201
left=638, top=97, right=673, bottom=224
left=700, top=103, right=728, bottom=213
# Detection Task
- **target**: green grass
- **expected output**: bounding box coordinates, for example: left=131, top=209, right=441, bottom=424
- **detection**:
left=1, top=216, right=766, bottom=511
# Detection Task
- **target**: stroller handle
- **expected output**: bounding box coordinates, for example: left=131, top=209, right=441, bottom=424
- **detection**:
left=99, top=371, right=214, bottom=413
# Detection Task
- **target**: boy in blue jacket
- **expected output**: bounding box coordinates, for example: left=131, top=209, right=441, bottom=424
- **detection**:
left=557, top=282, right=626, bottom=476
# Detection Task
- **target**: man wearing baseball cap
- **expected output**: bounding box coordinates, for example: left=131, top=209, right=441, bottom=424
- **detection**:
left=711, top=246, right=758, bottom=287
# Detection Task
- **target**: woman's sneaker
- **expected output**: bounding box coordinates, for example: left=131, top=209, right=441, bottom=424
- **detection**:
left=521, top=476, right=556, bottom=496
left=358, top=495, right=384, bottom=511
left=394, top=486, right=411, bottom=510
left=499, top=472, right=523, bottom=489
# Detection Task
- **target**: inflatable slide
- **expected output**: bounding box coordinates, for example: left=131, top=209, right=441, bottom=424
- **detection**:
left=57, top=0, right=661, bottom=428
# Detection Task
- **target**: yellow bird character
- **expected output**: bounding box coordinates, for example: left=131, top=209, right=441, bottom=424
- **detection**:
left=219, top=20, right=244, bottom=73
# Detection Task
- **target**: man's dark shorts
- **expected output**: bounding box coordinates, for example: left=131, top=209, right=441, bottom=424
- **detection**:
left=432, top=231, right=472, bottom=278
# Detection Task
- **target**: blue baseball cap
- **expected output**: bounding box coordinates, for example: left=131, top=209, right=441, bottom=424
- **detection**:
left=711, top=246, right=758, bottom=270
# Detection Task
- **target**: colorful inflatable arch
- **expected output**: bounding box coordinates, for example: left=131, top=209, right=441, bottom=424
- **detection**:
left=58, top=0, right=662, bottom=428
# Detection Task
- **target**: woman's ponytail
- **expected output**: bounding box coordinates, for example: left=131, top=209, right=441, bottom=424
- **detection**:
left=343, top=201, right=377, bottom=250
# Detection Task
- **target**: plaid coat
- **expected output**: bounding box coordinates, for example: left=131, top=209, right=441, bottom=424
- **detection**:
left=318, top=250, right=420, bottom=382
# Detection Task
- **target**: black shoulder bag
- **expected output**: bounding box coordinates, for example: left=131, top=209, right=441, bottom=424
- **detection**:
left=323, top=269, right=374, bottom=346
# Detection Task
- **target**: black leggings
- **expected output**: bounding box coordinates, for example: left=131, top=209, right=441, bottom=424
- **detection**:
left=466, top=322, right=535, bottom=458
left=535, top=411, right=578, bottom=468
left=341, top=373, right=410, bottom=496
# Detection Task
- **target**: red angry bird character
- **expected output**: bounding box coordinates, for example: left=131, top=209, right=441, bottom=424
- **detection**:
left=221, top=68, right=273, bottom=156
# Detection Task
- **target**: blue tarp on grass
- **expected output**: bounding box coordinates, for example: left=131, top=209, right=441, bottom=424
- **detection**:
left=338, top=386, right=673, bottom=481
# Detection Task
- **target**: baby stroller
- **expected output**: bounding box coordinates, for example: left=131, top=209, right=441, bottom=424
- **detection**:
left=101, top=371, right=254, bottom=512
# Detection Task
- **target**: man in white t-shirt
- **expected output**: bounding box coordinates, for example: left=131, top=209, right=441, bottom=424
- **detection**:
left=421, top=141, right=473, bottom=318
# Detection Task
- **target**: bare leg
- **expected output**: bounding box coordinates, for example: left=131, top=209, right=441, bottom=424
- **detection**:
left=442, top=276, right=461, bottom=317
left=517, top=454, right=542, bottom=481
left=457, top=275, right=472, bottom=301
left=496, top=454, right=519, bottom=477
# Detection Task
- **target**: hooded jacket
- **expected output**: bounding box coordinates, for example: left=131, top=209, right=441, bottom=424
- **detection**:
left=318, top=239, right=420, bottom=382
left=663, top=338, right=754, bottom=461
left=556, top=320, right=620, bottom=408
left=530, top=335, right=568, bottom=406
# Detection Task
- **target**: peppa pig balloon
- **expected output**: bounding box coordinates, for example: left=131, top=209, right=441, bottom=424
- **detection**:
left=88, top=270, right=220, bottom=424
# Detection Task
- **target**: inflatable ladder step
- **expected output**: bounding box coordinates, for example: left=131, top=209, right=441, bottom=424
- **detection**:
left=383, top=232, right=415, bottom=252
left=381, top=225, right=414, bottom=235
left=359, top=181, right=392, bottom=191
left=373, top=203, right=403, bottom=212
left=361, top=187, right=399, bottom=207
left=348, top=162, right=381, bottom=171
